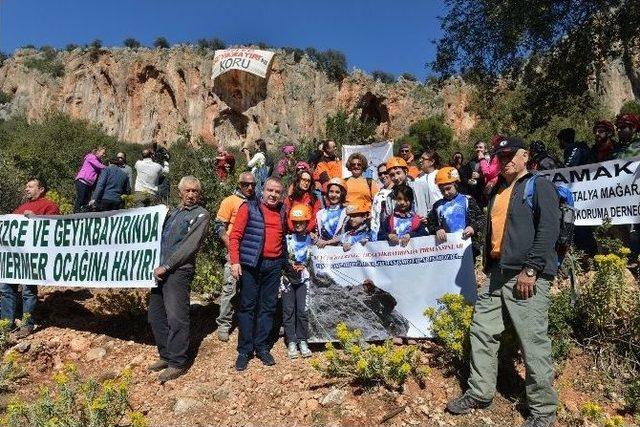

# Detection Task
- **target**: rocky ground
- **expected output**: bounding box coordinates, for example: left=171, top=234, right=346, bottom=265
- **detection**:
left=0, top=287, right=635, bottom=426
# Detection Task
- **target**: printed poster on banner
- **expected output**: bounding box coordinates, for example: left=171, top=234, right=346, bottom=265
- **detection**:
left=307, top=233, right=476, bottom=342
left=537, top=157, right=640, bottom=226
left=0, top=206, right=168, bottom=288
left=342, top=140, right=394, bottom=181
left=211, top=48, right=275, bottom=79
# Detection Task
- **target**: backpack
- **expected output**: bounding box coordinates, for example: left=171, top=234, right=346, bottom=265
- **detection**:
left=523, top=174, right=575, bottom=252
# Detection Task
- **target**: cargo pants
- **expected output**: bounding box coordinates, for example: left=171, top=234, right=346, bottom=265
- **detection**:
left=215, top=256, right=237, bottom=333
left=467, top=266, right=557, bottom=419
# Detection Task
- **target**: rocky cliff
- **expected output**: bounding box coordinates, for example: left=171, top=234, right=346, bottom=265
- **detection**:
left=0, top=47, right=476, bottom=148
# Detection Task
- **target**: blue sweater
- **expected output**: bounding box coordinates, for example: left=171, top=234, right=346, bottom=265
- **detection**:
left=93, top=164, right=131, bottom=202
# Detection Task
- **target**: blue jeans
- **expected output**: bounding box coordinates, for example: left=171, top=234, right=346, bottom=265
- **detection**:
left=0, top=283, right=38, bottom=328
left=237, top=258, right=284, bottom=355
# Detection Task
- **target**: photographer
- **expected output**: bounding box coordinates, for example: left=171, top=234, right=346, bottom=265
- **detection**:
left=134, top=147, right=169, bottom=206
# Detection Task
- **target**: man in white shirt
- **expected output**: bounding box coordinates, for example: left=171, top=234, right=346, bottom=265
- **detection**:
left=415, top=149, right=443, bottom=212
left=134, top=149, right=169, bottom=205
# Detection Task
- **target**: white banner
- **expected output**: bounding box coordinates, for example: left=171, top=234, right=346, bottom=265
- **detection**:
left=308, top=234, right=477, bottom=341
left=538, top=157, right=640, bottom=226
left=211, top=48, right=275, bottom=79
left=0, top=206, right=168, bottom=288
left=342, top=140, right=394, bottom=181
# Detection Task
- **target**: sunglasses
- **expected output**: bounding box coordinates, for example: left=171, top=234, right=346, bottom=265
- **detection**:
left=350, top=162, right=363, bottom=168
left=239, top=182, right=256, bottom=188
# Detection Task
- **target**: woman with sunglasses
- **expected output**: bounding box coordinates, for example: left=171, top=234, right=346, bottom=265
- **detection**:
left=344, top=152, right=379, bottom=213
left=370, top=162, right=394, bottom=239
left=284, top=169, right=321, bottom=233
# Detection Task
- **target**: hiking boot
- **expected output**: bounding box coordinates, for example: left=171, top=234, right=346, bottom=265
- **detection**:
left=235, top=353, right=252, bottom=371
left=446, top=393, right=492, bottom=415
left=521, top=415, right=555, bottom=427
left=299, top=341, right=312, bottom=358
left=158, top=366, right=187, bottom=384
left=256, top=351, right=276, bottom=366
left=147, top=359, right=169, bottom=372
left=217, top=329, right=230, bottom=342
left=287, top=342, right=299, bottom=359
left=14, top=326, right=33, bottom=340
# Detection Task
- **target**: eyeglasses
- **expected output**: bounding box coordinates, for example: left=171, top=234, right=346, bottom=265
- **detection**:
left=300, top=177, right=312, bottom=183
left=239, top=182, right=256, bottom=188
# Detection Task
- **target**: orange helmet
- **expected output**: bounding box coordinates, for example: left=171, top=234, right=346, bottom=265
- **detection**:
left=346, top=202, right=370, bottom=215
left=435, top=167, right=460, bottom=185
left=386, top=156, right=408, bottom=170
left=289, top=204, right=312, bottom=221
left=326, top=177, right=346, bottom=193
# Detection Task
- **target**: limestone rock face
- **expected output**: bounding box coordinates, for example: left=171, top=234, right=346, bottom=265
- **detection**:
left=0, top=47, right=476, bottom=147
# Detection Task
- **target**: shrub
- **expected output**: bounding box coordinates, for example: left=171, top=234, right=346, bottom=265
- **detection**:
left=311, top=323, right=428, bottom=389
left=123, top=38, right=141, bottom=49
left=325, top=109, right=376, bottom=147
left=65, top=44, right=79, bottom=52
left=405, top=116, right=454, bottom=153
left=619, top=100, right=640, bottom=116
left=0, top=158, right=26, bottom=214
left=45, top=189, right=73, bottom=214
left=424, top=293, right=473, bottom=364
left=547, top=289, right=577, bottom=361
left=2, top=364, right=146, bottom=427
left=579, top=247, right=636, bottom=334
left=400, top=73, right=418, bottom=82
left=305, top=48, right=348, bottom=82
left=0, top=90, right=13, bottom=104
left=196, top=38, right=226, bottom=51
left=371, top=70, right=395, bottom=84
left=153, top=37, right=170, bottom=49
left=191, top=255, right=224, bottom=297
left=581, top=401, right=603, bottom=422
left=23, top=48, right=64, bottom=78
left=626, top=379, right=640, bottom=414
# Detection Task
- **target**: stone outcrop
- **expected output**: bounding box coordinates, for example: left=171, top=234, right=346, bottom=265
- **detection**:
left=0, top=47, right=477, bottom=147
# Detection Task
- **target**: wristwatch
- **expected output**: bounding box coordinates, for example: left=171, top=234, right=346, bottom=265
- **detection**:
left=524, top=267, right=537, bottom=278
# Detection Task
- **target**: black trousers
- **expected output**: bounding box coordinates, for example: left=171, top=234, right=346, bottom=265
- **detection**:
left=74, top=180, right=93, bottom=213
left=97, top=199, right=124, bottom=212
left=282, top=280, right=309, bottom=343
left=148, top=268, right=193, bottom=368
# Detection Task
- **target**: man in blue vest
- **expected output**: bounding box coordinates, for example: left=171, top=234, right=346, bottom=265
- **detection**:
left=229, top=177, right=287, bottom=371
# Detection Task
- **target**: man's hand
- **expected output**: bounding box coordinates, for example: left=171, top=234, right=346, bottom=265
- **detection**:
left=462, top=226, right=474, bottom=239
left=22, top=210, right=34, bottom=216
left=388, top=233, right=400, bottom=245
left=515, top=270, right=536, bottom=300
left=418, top=215, right=429, bottom=225
left=343, top=242, right=352, bottom=252
left=293, top=263, right=305, bottom=273
left=231, top=264, right=242, bottom=280
left=153, top=266, right=167, bottom=280
left=88, top=200, right=96, bottom=207
left=316, top=239, right=327, bottom=249
left=436, top=229, right=447, bottom=242
left=399, top=235, right=410, bottom=247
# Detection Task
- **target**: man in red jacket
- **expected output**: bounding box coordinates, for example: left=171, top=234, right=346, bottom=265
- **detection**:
left=229, top=177, right=286, bottom=371
left=2, top=177, right=59, bottom=338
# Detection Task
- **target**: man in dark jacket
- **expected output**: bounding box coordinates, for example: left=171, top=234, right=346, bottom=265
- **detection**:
left=229, top=177, right=287, bottom=371
left=148, top=176, right=210, bottom=383
left=528, top=141, right=561, bottom=171
left=557, top=128, right=589, bottom=167
left=90, top=156, right=131, bottom=211
left=447, top=137, right=560, bottom=427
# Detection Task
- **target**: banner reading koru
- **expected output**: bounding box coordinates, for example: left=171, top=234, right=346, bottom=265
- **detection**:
left=307, top=234, right=477, bottom=342
left=0, top=206, right=167, bottom=288
left=212, top=48, right=275, bottom=79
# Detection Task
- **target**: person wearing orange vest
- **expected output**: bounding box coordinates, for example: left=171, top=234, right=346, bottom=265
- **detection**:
left=313, top=140, right=342, bottom=193
left=398, top=143, right=420, bottom=178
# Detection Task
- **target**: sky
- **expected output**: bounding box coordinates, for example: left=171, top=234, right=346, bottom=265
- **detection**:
left=0, top=0, right=445, bottom=79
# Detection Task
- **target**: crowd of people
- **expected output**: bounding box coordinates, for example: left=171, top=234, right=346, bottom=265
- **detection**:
left=2, top=112, right=639, bottom=427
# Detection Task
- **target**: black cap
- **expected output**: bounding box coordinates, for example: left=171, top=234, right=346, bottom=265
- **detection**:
left=494, top=137, right=526, bottom=155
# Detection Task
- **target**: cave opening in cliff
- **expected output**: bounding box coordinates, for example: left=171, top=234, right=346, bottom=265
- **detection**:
left=213, top=109, right=249, bottom=138
left=357, top=92, right=389, bottom=126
